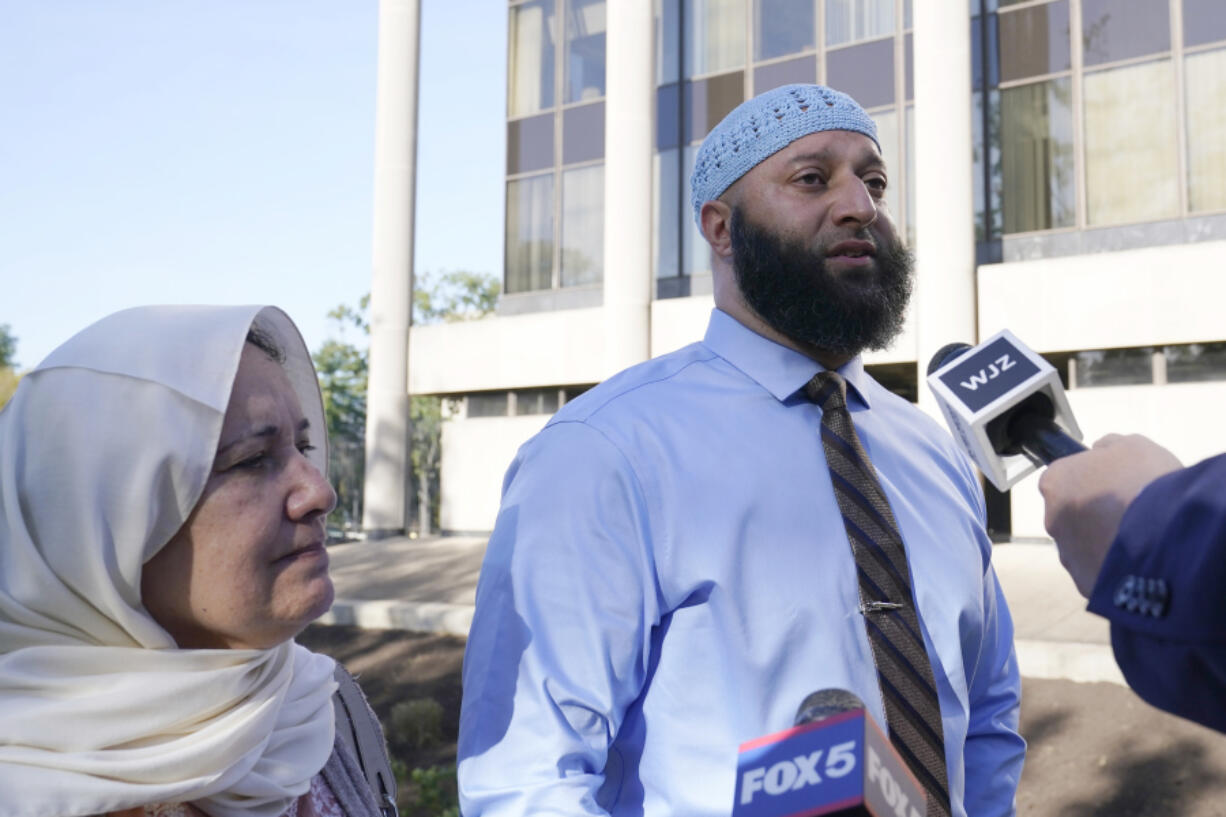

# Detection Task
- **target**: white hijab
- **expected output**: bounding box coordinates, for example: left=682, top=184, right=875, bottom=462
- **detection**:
left=0, top=306, right=338, bottom=817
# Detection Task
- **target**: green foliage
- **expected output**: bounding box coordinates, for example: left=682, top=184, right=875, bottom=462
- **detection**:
left=0, top=324, right=16, bottom=370
left=0, top=368, right=19, bottom=410
left=413, top=270, right=499, bottom=325
left=314, top=271, right=497, bottom=534
left=390, top=697, right=445, bottom=750
left=402, top=764, right=459, bottom=817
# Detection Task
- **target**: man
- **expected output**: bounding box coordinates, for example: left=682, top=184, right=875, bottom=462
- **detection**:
left=1040, top=433, right=1226, bottom=733
left=458, top=84, right=1024, bottom=816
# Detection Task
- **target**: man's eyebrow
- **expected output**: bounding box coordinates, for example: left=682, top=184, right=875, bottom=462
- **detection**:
left=218, top=418, right=310, bottom=453
left=786, top=148, right=886, bottom=171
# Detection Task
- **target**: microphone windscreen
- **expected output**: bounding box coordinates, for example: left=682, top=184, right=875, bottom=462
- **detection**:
left=793, top=688, right=865, bottom=726
left=927, top=342, right=973, bottom=376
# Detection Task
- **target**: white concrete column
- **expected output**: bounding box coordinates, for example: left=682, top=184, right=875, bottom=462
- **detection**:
left=601, top=0, right=655, bottom=375
left=912, top=0, right=976, bottom=417
left=363, top=0, right=420, bottom=536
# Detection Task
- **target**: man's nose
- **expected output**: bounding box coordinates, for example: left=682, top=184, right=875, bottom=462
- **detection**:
left=829, top=175, right=878, bottom=228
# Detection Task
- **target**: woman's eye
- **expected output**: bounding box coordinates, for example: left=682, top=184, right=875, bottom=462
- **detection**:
left=236, top=452, right=269, bottom=470
left=298, top=443, right=317, bottom=456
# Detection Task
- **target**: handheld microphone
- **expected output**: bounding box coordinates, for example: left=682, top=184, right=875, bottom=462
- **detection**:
left=926, top=329, right=1086, bottom=492
left=732, top=689, right=927, bottom=817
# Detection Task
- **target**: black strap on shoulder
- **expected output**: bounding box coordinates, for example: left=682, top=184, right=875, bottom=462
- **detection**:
left=333, top=663, right=399, bottom=817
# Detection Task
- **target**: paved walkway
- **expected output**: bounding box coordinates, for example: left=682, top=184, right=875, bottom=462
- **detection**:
left=319, top=535, right=1124, bottom=685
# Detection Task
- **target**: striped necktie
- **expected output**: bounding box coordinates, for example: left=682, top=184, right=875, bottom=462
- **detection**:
left=805, top=370, right=952, bottom=817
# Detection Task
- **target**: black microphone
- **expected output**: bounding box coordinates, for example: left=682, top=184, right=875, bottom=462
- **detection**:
left=732, top=689, right=928, bottom=817
left=925, top=331, right=1086, bottom=491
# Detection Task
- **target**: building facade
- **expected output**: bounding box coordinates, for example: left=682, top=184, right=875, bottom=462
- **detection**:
left=384, top=0, right=1226, bottom=538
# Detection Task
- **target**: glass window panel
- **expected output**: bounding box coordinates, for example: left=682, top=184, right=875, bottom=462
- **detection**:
left=657, top=0, right=682, bottom=84
left=467, top=392, right=509, bottom=418
left=871, top=108, right=901, bottom=227
left=971, top=14, right=999, bottom=91
left=560, top=164, right=604, bottom=287
left=998, top=0, right=1070, bottom=82
left=658, top=83, right=683, bottom=149
left=1000, top=79, right=1074, bottom=233
left=826, top=0, right=894, bottom=47
left=509, top=0, right=556, bottom=117
left=1186, top=47, right=1226, bottom=213
left=685, top=0, right=747, bottom=77
left=506, top=174, right=555, bottom=293
left=566, top=0, right=606, bottom=103
left=753, top=55, right=817, bottom=94
left=1165, top=342, right=1226, bottom=383
left=1084, top=60, right=1178, bottom=226
left=826, top=38, right=895, bottom=109
left=507, top=113, right=555, bottom=174
left=515, top=388, right=561, bottom=415
left=972, top=89, right=1003, bottom=240
left=682, top=143, right=710, bottom=276
left=1184, top=0, right=1226, bottom=49
left=754, top=0, right=815, bottom=61
left=655, top=148, right=682, bottom=278
left=905, top=0, right=912, bottom=29
left=563, top=101, right=605, bottom=164
left=684, top=71, right=745, bottom=143
left=1074, top=348, right=1153, bottom=387
left=1081, top=0, right=1169, bottom=68
left=904, top=32, right=914, bottom=100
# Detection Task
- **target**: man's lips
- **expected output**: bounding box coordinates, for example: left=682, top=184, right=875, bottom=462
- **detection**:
left=827, top=240, right=876, bottom=258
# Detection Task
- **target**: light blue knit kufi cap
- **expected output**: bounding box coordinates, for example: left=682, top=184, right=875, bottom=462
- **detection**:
left=690, top=84, right=879, bottom=225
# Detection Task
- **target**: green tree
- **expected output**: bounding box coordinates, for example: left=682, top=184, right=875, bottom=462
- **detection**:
left=0, top=325, right=19, bottom=409
left=316, top=272, right=498, bottom=535
left=0, top=324, right=16, bottom=370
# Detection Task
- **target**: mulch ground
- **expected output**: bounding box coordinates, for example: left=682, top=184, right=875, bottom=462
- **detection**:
left=299, top=624, right=1226, bottom=816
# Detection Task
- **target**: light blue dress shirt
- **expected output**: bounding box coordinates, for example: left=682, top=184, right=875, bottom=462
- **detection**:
left=458, top=309, right=1024, bottom=817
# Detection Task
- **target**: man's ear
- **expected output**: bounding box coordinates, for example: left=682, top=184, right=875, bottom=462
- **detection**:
left=700, top=199, right=734, bottom=260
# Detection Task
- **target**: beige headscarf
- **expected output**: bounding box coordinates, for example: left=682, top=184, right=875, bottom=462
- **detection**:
left=0, top=305, right=338, bottom=817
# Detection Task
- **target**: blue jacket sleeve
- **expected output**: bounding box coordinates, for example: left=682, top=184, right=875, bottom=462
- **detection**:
left=457, top=421, right=661, bottom=816
left=1087, top=452, right=1226, bottom=733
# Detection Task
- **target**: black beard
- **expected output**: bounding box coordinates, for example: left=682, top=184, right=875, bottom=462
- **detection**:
left=729, top=206, right=914, bottom=357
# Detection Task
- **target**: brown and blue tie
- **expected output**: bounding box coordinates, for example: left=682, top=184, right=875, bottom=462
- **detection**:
left=805, top=370, right=952, bottom=817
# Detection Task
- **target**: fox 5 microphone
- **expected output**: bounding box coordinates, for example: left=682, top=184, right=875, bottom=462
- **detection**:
left=732, top=689, right=927, bottom=817
left=926, top=329, right=1086, bottom=492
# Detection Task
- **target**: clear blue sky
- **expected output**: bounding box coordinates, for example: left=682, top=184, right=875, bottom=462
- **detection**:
left=0, top=0, right=506, bottom=369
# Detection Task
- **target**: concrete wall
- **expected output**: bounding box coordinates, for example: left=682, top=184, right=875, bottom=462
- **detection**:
left=438, top=413, right=549, bottom=533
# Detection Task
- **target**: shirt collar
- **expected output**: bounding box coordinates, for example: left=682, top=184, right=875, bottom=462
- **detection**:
left=702, top=308, right=873, bottom=409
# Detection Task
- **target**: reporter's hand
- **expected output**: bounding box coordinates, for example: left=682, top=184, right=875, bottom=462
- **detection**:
left=1038, top=434, right=1182, bottom=598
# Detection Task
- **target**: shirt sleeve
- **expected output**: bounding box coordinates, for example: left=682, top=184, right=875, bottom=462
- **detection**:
left=457, top=420, right=661, bottom=817
left=960, top=558, right=1025, bottom=817
left=1087, top=453, right=1226, bottom=734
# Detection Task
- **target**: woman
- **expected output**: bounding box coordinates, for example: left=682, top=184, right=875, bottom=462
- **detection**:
left=0, top=305, right=395, bottom=817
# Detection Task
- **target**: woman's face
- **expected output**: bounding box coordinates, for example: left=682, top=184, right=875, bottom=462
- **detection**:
left=141, top=344, right=337, bottom=649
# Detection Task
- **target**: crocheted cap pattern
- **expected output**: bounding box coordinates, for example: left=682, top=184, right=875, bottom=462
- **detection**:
left=689, top=83, right=879, bottom=225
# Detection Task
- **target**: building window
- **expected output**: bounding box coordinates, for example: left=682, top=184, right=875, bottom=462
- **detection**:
left=685, top=0, right=747, bottom=77
left=505, top=0, right=606, bottom=297
left=509, top=0, right=556, bottom=117
left=825, top=0, right=894, bottom=47
left=560, top=164, right=604, bottom=287
left=755, top=0, right=815, bottom=61
left=1185, top=46, right=1226, bottom=213
left=1083, top=59, right=1178, bottom=226
left=514, top=388, right=562, bottom=415
left=1166, top=342, right=1226, bottom=383
left=979, top=0, right=1225, bottom=241
left=506, top=173, right=555, bottom=293
left=467, top=392, right=510, bottom=418
left=1072, top=348, right=1154, bottom=387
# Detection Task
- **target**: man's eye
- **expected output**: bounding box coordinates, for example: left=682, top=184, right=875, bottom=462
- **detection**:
left=798, top=172, right=824, bottom=185
left=298, top=443, right=317, bottom=456
left=865, top=176, right=888, bottom=192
